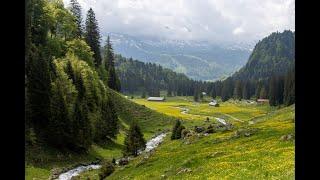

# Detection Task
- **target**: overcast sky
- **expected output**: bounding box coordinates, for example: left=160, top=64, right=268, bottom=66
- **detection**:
left=63, top=0, right=295, bottom=43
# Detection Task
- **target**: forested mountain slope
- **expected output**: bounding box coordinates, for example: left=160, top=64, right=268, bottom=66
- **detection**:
left=232, top=30, right=295, bottom=80
left=114, top=54, right=204, bottom=96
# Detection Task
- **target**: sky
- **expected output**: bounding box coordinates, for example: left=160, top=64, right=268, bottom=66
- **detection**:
left=63, top=0, right=295, bottom=43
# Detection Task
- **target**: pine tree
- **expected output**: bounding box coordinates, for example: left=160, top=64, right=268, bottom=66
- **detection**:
left=123, top=121, right=146, bottom=156
left=141, top=90, right=146, bottom=98
left=85, top=8, right=102, bottom=67
left=211, top=84, right=217, bottom=99
left=94, top=98, right=119, bottom=142
left=48, top=86, right=72, bottom=148
left=69, top=0, right=83, bottom=37
left=269, top=75, right=278, bottom=106
left=175, top=125, right=185, bottom=139
left=193, top=88, right=199, bottom=102
left=27, top=50, right=51, bottom=138
left=171, top=120, right=183, bottom=140
left=283, top=68, right=295, bottom=106
left=72, top=76, right=92, bottom=151
left=242, top=81, right=249, bottom=100
left=233, top=80, right=242, bottom=100
left=72, top=97, right=92, bottom=151
left=104, top=36, right=121, bottom=91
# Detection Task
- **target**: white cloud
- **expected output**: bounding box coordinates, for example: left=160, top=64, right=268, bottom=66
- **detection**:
left=233, top=27, right=244, bottom=35
left=63, top=0, right=295, bottom=43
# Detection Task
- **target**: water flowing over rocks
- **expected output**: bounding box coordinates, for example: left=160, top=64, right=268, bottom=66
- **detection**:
left=57, top=133, right=167, bottom=180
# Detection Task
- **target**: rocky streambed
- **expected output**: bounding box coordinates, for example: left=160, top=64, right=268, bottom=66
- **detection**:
left=57, top=133, right=167, bottom=180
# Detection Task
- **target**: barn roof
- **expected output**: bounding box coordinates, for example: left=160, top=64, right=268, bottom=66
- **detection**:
left=147, top=97, right=165, bottom=101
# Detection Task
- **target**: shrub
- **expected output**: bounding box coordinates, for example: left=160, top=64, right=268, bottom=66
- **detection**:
left=194, top=126, right=205, bottom=133
left=99, top=160, right=115, bottom=180
left=181, top=129, right=191, bottom=139
left=205, top=125, right=216, bottom=134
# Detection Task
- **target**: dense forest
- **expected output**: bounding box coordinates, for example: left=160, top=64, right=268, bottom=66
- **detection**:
left=25, top=0, right=125, bottom=152
left=115, top=54, right=211, bottom=97
left=233, top=30, right=295, bottom=80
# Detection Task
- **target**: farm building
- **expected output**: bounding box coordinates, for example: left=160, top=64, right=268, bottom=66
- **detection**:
left=147, top=97, right=165, bottom=101
left=209, top=100, right=219, bottom=106
left=257, top=99, right=269, bottom=104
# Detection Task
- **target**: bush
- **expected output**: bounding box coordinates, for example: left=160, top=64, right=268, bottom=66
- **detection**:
left=181, top=129, right=190, bottom=139
left=194, top=126, right=205, bottom=133
left=99, top=160, right=115, bottom=180
left=205, top=125, right=216, bottom=134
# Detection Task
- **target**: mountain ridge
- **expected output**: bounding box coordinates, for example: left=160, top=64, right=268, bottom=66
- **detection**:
left=103, top=32, right=253, bottom=81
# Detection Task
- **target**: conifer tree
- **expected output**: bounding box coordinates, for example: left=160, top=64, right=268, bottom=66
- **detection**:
left=72, top=97, right=92, bottom=151
left=194, top=88, right=199, bottom=102
left=283, top=68, right=295, bottom=106
left=72, top=75, right=92, bottom=151
left=141, top=90, right=146, bottom=98
left=242, top=81, right=249, bottom=100
left=69, top=0, right=83, bottom=37
left=171, top=120, right=184, bottom=140
left=85, top=8, right=102, bottom=67
left=233, top=80, right=242, bottom=100
left=94, top=97, right=118, bottom=142
left=48, top=87, right=72, bottom=148
left=27, top=50, right=52, bottom=138
left=104, top=36, right=121, bottom=91
left=123, top=121, right=146, bottom=156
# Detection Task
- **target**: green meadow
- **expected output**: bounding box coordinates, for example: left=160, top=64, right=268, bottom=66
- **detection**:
left=77, top=96, right=294, bottom=179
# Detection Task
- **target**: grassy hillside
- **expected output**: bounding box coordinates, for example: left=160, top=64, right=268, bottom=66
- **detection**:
left=109, top=89, right=176, bottom=139
left=25, top=90, right=175, bottom=180
left=107, top=101, right=294, bottom=179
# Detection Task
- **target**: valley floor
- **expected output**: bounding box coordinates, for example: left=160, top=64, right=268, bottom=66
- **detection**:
left=26, top=96, right=294, bottom=179
left=104, top=97, right=294, bottom=179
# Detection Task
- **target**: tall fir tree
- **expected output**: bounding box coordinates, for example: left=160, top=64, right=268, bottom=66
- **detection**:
left=72, top=97, right=92, bottom=151
left=94, top=98, right=119, bottom=142
left=242, top=81, right=250, bottom=100
left=283, top=68, right=295, bottom=106
left=69, top=0, right=83, bottom=38
left=171, top=120, right=184, bottom=140
left=193, top=87, right=199, bottom=102
left=123, top=121, right=146, bottom=156
left=72, top=75, right=92, bottom=151
left=85, top=8, right=102, bottom=67
left=48, top=86, right=72, bottom=148
left=104, top=36, right=121, bottom=91
left=233, top=80, right=242, bottom=100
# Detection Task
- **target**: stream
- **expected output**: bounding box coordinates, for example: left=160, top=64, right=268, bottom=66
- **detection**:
left=57, top=133, right=167, bottom=180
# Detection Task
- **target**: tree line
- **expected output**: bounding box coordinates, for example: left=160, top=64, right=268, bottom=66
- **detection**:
left=114, top=54, right=212, bottom=97
left=208, top=67, right=295, bottom=106
left=114, top=53, right=295, bottom=106
left=25, top=0, right=123, bottom=152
